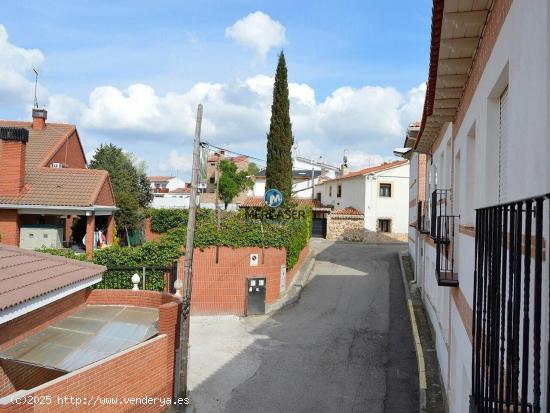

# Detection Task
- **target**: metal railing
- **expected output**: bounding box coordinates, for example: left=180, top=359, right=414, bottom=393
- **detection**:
left=431, top=189, right=451, bottom=238
left=435, top=215, right=459, bottom=286
left=94, top=264, right=178, bottom=293
left=470, top=193, right=550, bottom=413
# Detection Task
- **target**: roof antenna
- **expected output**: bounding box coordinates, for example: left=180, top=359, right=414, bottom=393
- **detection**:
left=32, top=68, right=39, bottom=108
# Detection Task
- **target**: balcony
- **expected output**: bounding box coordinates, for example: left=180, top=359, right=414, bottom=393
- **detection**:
left=434, top=214, right=458, bottom=286
left=470, top=193, right=550, bottom=413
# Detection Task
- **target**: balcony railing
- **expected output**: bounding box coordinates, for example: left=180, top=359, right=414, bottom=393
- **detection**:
left=470, top=193, right=550, bottom=413
left=431, top=189, right=451, bottom=238
left=435, top=214, right=458, bottom=286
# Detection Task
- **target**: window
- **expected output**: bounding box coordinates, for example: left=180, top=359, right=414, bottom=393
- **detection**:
left=378, top=219, right=391, bottom=233
left=316, top=192, right=321, bottom=201
left=329, top=186, right=332, bottom=197
left=379, top=183, right=392, bottom=197
left=209, top=177, right=215, bottom=184
left=337, top=185, right=342, bottom=198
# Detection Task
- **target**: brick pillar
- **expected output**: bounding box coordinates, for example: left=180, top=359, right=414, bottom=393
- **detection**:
left=158, top=301, right=181, bottom=398
left=106, top=214, right=115, bottom=245
left=86, top=214, right=95, bottom=259
left=0, top=210, right=19, bottom=246
left=64, top=215, right=73, bottom=245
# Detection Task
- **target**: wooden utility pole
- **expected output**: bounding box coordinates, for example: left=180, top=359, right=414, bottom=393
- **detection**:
left=176, top=104, right=202, bottom=409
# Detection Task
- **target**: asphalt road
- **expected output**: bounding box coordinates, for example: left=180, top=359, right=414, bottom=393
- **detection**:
left=188, top=240, right=419, bottom=413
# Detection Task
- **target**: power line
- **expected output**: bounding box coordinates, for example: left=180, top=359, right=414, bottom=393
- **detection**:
left=200, top=141, right=266, bottom=165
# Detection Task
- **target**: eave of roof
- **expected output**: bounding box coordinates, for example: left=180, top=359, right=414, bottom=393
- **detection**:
left=414, top=0, right=492, bottom=153
left=321, top=160, right=408, bottom=183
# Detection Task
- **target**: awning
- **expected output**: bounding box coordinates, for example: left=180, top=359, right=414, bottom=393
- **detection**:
left=0, top=305, right=158, bottom=372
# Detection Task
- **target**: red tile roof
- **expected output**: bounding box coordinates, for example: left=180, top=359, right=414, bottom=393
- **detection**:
left=170, top=187, right=190, bottom=194
left=0, top=121, right=114, bottom=208
left=323, top=160, right=408, bottom=183
left=332, top=207, right=363, bottom=216
left=147, top=176, right=175, bottom=182
left=0, top=244, right=106, bottom=311
left=239, top=197, right=330, bottom=210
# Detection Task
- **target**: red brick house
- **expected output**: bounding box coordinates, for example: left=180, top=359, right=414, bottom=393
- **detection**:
left=0, top=109, right=116, bottom=258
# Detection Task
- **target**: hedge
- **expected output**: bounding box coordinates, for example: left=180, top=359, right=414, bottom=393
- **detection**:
left=41, top=206, right=312, bottom=289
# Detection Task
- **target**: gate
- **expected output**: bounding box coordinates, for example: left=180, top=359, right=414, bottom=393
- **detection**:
left=247, top=277, right=266, bottom=315
left=312, top=218, right=327, bottom=238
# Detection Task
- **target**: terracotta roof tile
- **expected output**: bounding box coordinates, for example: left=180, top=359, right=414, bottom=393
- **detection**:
left=332, top=207, right=363, bottom=216
left=0, top=244, right=106, bottom=311
left=0, top=121, right=114, bottom=207
left=239, top=196, right=329, bottom=209
left=323, top=160, right=408, bottom=183
left=147, top=176, right=174, bottom=181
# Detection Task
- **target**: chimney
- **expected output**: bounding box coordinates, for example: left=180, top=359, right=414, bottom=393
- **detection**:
left=32, top=108, right=47, bottom=130
left=0, top=128, right=28, bottom=195
left=341, top=163, right=348, bottom=176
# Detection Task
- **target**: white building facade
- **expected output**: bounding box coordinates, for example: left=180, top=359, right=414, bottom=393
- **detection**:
left=316, top=161, right=410, bottom=240
left=408, top=1, right=550, bottom=412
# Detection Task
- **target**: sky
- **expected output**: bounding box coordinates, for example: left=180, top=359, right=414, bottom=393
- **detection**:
left=0, top=0, right=431, bottom=179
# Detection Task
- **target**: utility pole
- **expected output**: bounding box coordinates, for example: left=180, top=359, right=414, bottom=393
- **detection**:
left=176, top=103, right=202, bottom=410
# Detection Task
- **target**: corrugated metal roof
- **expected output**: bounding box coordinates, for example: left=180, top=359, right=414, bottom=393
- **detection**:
left=0, top=305, right=158, bottom=372
left=0, top=244, right=106, bottom=311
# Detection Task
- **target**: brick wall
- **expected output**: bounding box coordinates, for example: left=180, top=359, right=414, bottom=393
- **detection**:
left=0, top=290, right=181, bottom=412
left=47, top=132, right=86, bottom=168
left=0, top=140, right=26, bottom=196
left=0, top=210, right=19, bottom=246
left=176, top=246, right=311, bottom=316
left=0, top=290, right=87, bottom=397
left=178, top=246, right=287, bottom=316
left=95, top=178, right=115, bottom=206
left=144, top=217, right=162, bottom=242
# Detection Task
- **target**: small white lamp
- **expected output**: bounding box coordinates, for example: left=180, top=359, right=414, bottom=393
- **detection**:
left=131, top=273, right=141, bottom=291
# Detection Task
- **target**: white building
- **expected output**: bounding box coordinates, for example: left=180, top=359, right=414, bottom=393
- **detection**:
left=148, top=176, right=190, bottom=209
left=315, top=160, right=409, bottom=241
left=406, top=1, right=550, bottom=412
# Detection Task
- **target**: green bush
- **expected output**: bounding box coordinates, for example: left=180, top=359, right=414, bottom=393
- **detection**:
left=148, top=208, right=214, bottom=233
left=40, top=206, right=312, bottom=290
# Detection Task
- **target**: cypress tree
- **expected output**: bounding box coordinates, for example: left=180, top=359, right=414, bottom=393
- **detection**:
left=265, top=51, right=293, bottom=200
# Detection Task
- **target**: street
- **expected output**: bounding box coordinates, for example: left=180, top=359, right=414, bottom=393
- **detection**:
left=188, top=240, right=419, bottom=413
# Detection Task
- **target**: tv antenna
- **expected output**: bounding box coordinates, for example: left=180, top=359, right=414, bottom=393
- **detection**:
left=32, top=68, right=39, bottom=108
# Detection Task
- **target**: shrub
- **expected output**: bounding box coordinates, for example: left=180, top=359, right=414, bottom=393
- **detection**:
left=40, top=206, right=312, bottom=289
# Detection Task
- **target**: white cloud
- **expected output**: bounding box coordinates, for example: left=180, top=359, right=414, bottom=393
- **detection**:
left=158, top=150, right=193, bottom=173
left=0, top=24, right=45, bottom=105
left=225, top=11, right=286, bottom=59
left=47, top=77, right=425, bottom=170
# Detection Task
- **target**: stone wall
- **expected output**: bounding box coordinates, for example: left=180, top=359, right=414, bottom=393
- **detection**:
left=327, top=214, right=407, bottom=243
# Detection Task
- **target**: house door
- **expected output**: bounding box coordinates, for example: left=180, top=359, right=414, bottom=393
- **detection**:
left=312, top=218, right=327, bottom=238
left=247, top=278, right=266, bottom=315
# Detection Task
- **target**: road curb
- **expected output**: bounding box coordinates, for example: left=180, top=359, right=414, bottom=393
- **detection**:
left=397, top=251, right=427, bottom=412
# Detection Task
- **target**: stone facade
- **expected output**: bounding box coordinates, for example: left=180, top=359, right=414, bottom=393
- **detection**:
left=327, top=213, right=407, bottom=243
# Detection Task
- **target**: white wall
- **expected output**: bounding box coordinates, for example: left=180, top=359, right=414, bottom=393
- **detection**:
left=413, top=2, right=550, bottom=411
left=364, top=163, right=410, bottom=233
left=317, top=175, right=366, bottom=212
left=151, top=195, right=190, bottom=209
left=316, top=162, right=410, bottom=235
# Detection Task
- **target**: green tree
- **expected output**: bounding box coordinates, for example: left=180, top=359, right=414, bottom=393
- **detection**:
left=218, top=160, right=255, bottom=209
left=265, top=51, right=293, bottom=200
left=89, top=144, right=151, bottom=236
